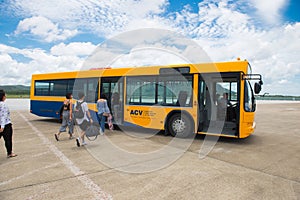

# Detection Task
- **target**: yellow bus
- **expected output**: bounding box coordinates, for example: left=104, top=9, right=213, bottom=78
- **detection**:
left=30, top=60, right=263, bottom=138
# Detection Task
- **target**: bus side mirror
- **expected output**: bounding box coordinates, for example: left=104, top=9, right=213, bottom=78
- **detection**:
left=254, top=81, right=263, bottom=94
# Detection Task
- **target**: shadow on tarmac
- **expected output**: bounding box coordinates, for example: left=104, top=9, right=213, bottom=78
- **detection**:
left=31, top=118, right=260, bottom=146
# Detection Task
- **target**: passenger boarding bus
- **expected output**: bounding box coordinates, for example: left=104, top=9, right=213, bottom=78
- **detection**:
left=30, top=60, right=263, bottom=138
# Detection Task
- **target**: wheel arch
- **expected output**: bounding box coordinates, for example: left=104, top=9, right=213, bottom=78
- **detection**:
left=164, top=110, right=195, bottom=135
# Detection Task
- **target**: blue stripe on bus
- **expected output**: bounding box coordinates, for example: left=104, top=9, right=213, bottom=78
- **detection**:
left=30, top=100, right=99, bottom=121
left=30, top=100, right=62, bottom=119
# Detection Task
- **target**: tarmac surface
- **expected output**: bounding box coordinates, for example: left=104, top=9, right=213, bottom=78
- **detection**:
left=0, top=102, right=299, bottom=200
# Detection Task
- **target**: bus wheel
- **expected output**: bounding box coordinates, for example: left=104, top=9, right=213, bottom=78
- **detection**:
left=168, top=113, right=193, bottom=138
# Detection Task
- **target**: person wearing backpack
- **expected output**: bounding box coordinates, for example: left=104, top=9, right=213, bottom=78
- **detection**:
left=74, top=92, right=93, bottom=147
left=54, top=93, right=74, bottom=141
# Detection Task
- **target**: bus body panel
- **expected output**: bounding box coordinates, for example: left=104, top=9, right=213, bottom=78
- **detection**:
left=238, top=79, right=256, bottom=138
left=123, top=105, right=197, bottom=131
left=239, top=109, right=256, bottom=138
left=30, top=60, right=260, bottom=138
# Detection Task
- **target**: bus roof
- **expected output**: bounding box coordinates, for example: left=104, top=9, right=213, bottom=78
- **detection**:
left=32, top=60, right=249, bottom=80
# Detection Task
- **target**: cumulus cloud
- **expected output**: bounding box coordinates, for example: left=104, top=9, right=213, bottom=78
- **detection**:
left=14, top=16, right=78, bottom=42
left=83, top=28, right=210, bottom=70
left=7, top=0, right=168, bottom=37
left=169, top=1, right=252, bottom=39
left=166, top=1, right=300, bottom=95
left=249, top=0, right=288, bottom=25
left=50, top=42, right=97, bottom=56
left=1, top=0, right=300, bottom=95
left=0, top=43, right=86, bottom=85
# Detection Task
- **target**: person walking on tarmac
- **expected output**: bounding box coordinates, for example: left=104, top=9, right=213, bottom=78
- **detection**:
left=74, top=92, right=93, bottom=147
left=54, top=92, right=74, bottom=141
left=0, top=90, right=17, bottom=158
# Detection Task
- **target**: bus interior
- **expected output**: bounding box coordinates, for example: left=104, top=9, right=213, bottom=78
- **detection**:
left=198, top=72, right=241, bottom=136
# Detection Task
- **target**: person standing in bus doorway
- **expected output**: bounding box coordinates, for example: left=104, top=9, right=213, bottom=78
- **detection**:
left=111, top=92, right=120, bottom=123
left=0, top=90, right=17, bottom=158
left=54, top=93, right=74, bottom=141
left=74, top=92, right=93, bottom=147
left=217, top=92, right=232, bottom=120
left=218, top=92, right=232, bottom=109
left=97, top=94, right=111, bottom=135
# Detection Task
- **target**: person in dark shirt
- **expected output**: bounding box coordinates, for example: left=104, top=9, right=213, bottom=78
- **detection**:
left=55, top=93, right=74, bottom=141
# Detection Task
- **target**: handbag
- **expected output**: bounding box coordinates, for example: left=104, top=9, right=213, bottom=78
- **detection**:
left=85, top=124, right=100, bottom=141
left=108, top=114, right=114, bottom=130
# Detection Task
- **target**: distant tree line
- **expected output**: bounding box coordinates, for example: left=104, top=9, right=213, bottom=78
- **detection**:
left=0, top=85, right=30, bottom=97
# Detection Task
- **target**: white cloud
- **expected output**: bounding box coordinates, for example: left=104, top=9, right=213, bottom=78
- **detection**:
left=166, top=1, right=253, bottom=39
left=50, top=42, right=97, bottom=56
left=0, top=53, right=29, bottom=84
left=166, top=1, right=300, bottom=95
left=0, top=43, right=87, bottom=85
left=15, top=16, right=78, bottom=42
left=250, top=0, right=288, bottom=25
left=81, top=28, right=211, bottom=70
left=278, top=79, right=288, bottom=84
left=108, top=48, right=189, bottom=68
left=8, top=0, right=168, bottom=38
left=2, top=0, right=300, bottom=95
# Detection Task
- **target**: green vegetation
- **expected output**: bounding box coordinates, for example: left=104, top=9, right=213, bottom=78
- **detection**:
left=0, top=85, right=30, bottom=98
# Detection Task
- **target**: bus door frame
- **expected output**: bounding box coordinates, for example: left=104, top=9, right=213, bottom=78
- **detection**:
left=100, top=77, right=124, bottom=124
left=198, top=72, right=241, bottom=136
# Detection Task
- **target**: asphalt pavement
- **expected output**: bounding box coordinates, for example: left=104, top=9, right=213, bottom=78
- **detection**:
left=0, top=103, right=299, bottom=200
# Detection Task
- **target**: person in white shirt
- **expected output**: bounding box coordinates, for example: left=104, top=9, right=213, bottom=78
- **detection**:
left=218, top=92, right=231, bottom=109
left=0, top=90, right=17, bottom=158
left=74, top=92, right=93, bottom=147
left=217, top=92, right=232, bottom=120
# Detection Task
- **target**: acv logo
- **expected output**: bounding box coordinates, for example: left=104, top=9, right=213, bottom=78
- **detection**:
left=130, top=110, right=143, bottom=115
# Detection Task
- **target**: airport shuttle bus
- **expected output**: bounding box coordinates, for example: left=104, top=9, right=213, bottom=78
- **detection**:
left=30, top=60, right=263, bottom=138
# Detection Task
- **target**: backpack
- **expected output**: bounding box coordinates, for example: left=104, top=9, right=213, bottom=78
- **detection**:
left=74, top=101, right=84, bottom=118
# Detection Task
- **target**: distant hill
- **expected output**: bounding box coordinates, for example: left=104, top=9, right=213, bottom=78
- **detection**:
left=0, top=85, right=30, bottom=96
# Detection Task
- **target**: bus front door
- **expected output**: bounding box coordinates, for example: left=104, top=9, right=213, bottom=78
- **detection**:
left=198, top=73, right=240, bottom=137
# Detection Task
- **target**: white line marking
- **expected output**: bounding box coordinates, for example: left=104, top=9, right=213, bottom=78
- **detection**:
left=19, top=113, right=112, bottom=200
left=0, top=163, right=60, bottom=186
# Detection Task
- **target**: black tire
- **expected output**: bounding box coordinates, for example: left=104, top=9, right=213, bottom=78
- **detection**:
left=167, top=113, right=193, bottom=138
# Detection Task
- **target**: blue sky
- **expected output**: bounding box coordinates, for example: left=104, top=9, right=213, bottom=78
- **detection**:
left=0, top=0, right=299, bottom=95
